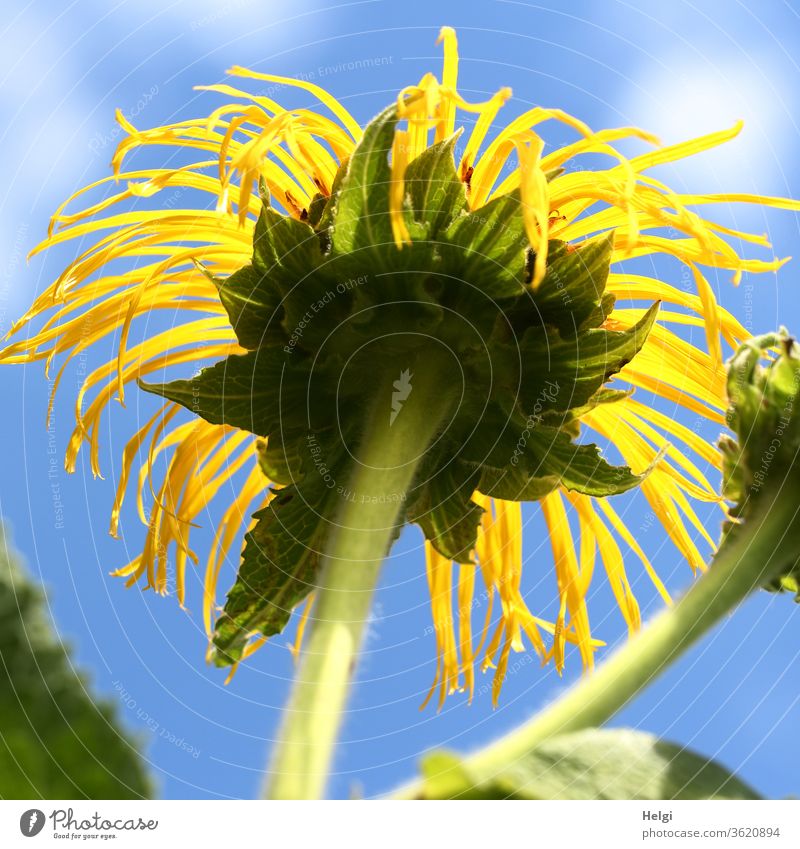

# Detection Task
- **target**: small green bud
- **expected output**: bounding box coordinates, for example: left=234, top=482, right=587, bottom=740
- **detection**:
left=722, top=329, right=800, bottom=599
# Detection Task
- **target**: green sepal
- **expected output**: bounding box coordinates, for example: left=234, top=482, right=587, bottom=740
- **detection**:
left=316, top=155, right=350, bottom=234
left=478, top=466, right=561, bottom=502
left=531, top=234, right=617, bottom=332
left=471, top=411, right=646, bottom=499
left=537, top=427, right=647, bottom=496
left=406, top=461, right=483, bottom=563
left=763, top=565, right=800, bottom=601
left=210, top=454, right=339, bottom=665
left=330, top=104, right=399, bottom=262
left=213, top=264, right=285, bottom=351
left=139, top=349, right=304, bottom=438
left=543, top=387, right=633, bottom=439
left=208, top=197, right=325, bottom=351
left=306, top=192, right=328, bottom=228
left=252, top=200, right=322, bottom=282
left=255, top=431, right=308, bottom=486
left=403, top=130, right=467, bottom=238
left=439, top=188, right=528, bottom=298
left=514, top=301, right=660, bottom=413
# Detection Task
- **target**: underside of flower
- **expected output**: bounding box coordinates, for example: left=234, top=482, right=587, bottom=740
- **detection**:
left=140, top=106, right=659, bottom=672
left=4, top=27, right=799, bottom=705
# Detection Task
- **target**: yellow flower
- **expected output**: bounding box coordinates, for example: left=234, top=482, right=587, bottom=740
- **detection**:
left=4, top=27, right=798, bottom=708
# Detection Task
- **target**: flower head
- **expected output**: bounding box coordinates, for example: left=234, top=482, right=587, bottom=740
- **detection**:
left=5, top=28, right=799, bottom=706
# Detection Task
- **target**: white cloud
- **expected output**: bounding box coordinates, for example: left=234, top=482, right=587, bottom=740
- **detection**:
left=618, top=55, right=798, bottom=195
left=98, top=0, right=308, bottom=44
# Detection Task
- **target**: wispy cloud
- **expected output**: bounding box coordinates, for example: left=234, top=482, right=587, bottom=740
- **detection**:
left=619, top=53, right=798, bottom=193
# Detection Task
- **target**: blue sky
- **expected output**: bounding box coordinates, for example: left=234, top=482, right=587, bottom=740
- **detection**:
left=1, top=0, right=799, bottom=800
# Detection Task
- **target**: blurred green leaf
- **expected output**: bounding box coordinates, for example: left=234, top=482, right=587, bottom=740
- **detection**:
left=420, top=729, right=760, bottom=800
left=0, top=532, right=153, bottom=799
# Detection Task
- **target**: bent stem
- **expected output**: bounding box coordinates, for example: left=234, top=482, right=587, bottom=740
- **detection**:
left=397, top=479, right=800, bottom=797
left=266, top=354, right=454, bottom=800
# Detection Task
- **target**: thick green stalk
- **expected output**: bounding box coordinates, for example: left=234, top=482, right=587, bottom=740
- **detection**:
left=266, top=354, right=454, bottom=800
left=397, top=482, right=800, bottom=797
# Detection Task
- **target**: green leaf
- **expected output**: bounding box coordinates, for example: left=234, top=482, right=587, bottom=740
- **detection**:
left=0, top=533, right=153, bottom=799
left=404, top=131, right=467, bottom=238
left=420, top=729, right=761, bottom=800
left=211, top=458, right=340, bottom=665
left=407, top=461, right=483, bottom=563
left=330, top=104, right=399, bottom=262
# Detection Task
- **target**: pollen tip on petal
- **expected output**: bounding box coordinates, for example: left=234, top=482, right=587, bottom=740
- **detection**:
left=114, top=108, right=135, bottom=133
left=530, top=265, right=546, bottom=290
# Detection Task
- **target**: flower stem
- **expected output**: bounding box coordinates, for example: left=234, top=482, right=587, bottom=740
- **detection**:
left=397, top=481, right=800, bottom=797
left=266, top=354, right=454, bottom=800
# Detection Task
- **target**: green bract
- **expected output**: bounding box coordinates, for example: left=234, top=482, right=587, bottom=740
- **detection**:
left=720, top=329, right=800, bottom=600
left=140, top=104, right=658, bottom=664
